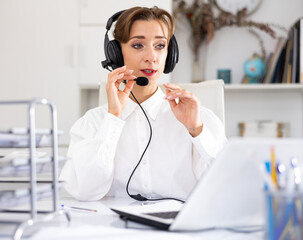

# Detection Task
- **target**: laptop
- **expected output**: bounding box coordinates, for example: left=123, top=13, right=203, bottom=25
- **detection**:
left=111, top=138, right=303, bottom=231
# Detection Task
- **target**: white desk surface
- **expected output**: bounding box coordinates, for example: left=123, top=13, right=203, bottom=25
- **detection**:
left=0, top=195, right=265, bottom=240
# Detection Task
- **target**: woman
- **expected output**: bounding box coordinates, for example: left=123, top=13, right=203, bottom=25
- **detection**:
left=60, top=6, right=227, bottom=201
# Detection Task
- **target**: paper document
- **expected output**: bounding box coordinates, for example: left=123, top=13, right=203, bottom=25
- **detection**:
left=0, top=128, right=63, bottom=148
left=0, top=182, right=63, bottom=209
left=0, top=151, right=67, bottom=176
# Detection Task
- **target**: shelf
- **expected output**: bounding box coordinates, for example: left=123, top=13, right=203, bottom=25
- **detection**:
left=80, top=83, right=303, bottom=91
left=0, top=99, right=70, bottom=240
left=0, top=183, right=62, bottom=210
left=224, top=84, right=303, bottom=91
left=223, top=85, right=303, bottom=138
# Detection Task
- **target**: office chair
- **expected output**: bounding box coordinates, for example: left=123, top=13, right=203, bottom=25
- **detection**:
left=99, top=79, right=225, bottom=126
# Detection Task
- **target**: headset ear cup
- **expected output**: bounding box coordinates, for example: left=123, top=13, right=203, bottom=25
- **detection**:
left=107, top=40, right=124, bottom=70
left=164, top=35, right=179, bottom=74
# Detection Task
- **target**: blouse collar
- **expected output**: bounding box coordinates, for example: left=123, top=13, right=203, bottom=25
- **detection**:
left=121, top=86, right=165, bottom=121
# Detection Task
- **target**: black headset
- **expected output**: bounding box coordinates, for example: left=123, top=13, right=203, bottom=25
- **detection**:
left=101, top=9, right=179, bottom=74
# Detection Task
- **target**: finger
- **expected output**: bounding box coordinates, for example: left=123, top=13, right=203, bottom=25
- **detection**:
left=114, top=65, right=127, bottom=74
left=113, top=72, right=136, bottom=90
left=167, top=97, right=177, bottom=109
left=177, top=92, right=200, bottom=106
left=115, top=80, right=122, bottom=89
left=108, top=72, right=123, bottom=86
left=115, top=67, right=134, bottom=77
left=123, top=80, right=135, bottom=95
left=109, top=65, right=126, bottom=77
left=123, top=74, right=137, bottom=81
left=108, top=66, right=133, bottom=84
left=163, top=82, right=181, bottom=91
left=114, top=69, right=136, bottom=83
left=165, top=89, right=199, bottom=105
left=119, top=70, right=135, bottom=80
left=164, top=89, right=187, bottom=100
left=116, top=74, right=136, bottom=86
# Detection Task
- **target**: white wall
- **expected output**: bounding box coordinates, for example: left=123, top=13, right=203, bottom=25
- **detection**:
left=171, top=0, right=303, bottom=84
left=0, top=0, right=79, bottom=144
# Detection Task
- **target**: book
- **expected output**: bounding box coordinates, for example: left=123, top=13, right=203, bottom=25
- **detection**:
left=294, top=18, right=301, bottom=83
left=271, top=43, right=287, bottom=83
left=263, top=37, right=287, bottom=84
left=281, top=29, right=294, bottom=83
left=286, top=18, right=303, bottom=84
left=300, top=18, right=303, bottom=83
left=291, top=27, right=298, bottom=83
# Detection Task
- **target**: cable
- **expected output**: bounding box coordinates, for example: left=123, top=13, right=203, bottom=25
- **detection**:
left=126, top=91, right=185, bottom=204
left=125, top=91, right=152, bottom=201
left=103, top=68, right=184, bottom=202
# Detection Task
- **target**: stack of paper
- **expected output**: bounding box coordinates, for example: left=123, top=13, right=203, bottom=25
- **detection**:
left=0, top=183, right=61, bottom=210
left=0, top=128, right=63, bottom=148
left=0, top=151, right=67, bottom=176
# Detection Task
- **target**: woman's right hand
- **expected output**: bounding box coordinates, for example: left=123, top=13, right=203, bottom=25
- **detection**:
left=106, top=66, right=136, bottom=118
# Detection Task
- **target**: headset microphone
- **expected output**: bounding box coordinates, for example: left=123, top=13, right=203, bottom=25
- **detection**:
left=123, top=77, right=149, bottom=86
left=135, top=77, right=149, bottom=86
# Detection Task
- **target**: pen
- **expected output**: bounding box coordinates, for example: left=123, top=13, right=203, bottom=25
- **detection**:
left=270, top=147, right=278, bottom=189
left=61, top=204, right=98, bottom=213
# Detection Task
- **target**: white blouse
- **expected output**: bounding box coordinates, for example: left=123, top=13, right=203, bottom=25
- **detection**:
left=59, top=87, right=227, bottom=201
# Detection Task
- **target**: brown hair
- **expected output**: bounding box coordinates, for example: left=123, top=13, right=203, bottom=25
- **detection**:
left=113, top=6, right=175, bottom=43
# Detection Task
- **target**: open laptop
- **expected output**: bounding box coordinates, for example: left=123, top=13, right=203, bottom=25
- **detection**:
left=111, top=138, right=303, bottom=231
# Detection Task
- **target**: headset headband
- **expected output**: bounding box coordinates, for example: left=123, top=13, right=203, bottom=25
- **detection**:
left=106, top=10, right=125, bottom=31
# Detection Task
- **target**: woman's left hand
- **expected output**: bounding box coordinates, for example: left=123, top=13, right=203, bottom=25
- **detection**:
left=163, top=83, right=203, bottom=137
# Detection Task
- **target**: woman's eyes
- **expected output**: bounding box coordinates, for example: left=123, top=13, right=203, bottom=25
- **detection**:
left=131, top=43, right=166, bottom=50
left=156, top=43, right=166, bottom=49
left=131, top=43, right=143, bottom=49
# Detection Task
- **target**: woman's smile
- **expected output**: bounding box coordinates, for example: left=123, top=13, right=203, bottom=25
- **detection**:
left=141, top=69, right=157, bottom=76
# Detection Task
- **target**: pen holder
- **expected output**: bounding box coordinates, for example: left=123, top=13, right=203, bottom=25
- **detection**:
left=265, top=190, right=303, bottom=240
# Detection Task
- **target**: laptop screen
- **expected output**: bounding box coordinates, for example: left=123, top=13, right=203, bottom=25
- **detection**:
left=170, top=138, right=303, bottom=230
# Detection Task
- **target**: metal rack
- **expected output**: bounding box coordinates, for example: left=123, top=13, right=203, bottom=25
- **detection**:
left=0, top=98, right=70, bottom=240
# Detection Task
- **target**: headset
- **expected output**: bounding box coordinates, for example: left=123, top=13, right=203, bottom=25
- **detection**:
left=101, top=9, right=179, bottom=74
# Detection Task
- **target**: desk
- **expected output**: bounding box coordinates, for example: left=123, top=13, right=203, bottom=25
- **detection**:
left=0, top=195, right=264, bottom=240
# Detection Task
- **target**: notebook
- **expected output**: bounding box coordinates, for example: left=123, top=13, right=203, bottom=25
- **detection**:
left=111, top=138, right=303, bottom=231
